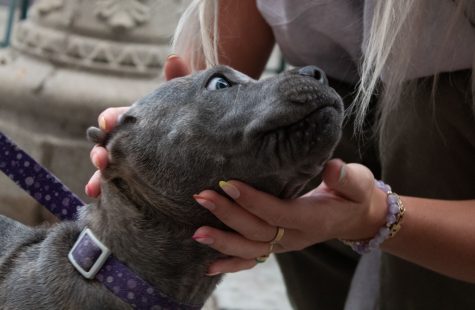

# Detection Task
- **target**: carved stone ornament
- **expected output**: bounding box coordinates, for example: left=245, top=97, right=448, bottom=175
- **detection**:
left=0, top=0, right=186, bottom=227
left=95, top=0, right=151, bottom=31
left=12, top=21, right=168, bottom=75
left=34, top=0, right=64, bottom=15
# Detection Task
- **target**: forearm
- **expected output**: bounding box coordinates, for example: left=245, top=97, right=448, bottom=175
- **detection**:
left=381, top=197, right=475, bottom=283
left=179, top=0, right=275, bottom=79
left=216, top=0, right=275, bottom=78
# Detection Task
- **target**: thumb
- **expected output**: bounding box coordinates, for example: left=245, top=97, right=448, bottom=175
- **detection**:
left=164, top=54, right=191, bottom=81
left=322, top=159, right=375, bottom=203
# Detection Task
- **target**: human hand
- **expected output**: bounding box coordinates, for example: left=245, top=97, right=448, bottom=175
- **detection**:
left=191, top=159, right=388, bottom=275
left=85, top=55, right=192, bottom=197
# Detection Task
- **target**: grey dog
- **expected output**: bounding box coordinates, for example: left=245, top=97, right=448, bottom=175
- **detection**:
left=0, top=65, right=343, bottom=309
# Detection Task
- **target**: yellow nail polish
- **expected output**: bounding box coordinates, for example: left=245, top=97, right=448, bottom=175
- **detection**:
left=99, top=116, right=107, bottom=131
left=219, top=181, right=240, bottom=199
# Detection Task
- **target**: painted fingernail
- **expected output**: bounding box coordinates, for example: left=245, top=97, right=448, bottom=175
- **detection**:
left=99, top=116, right=107, bottom=131
left=206, top=271, right=222, bottom=276
left=167, top=54, right=178, bottom=60
left=192, top=234, right=214, bottom=245
left=193, top=195, right=215, bottom=210
left=219, top=181, right=240, bottom=199
left=338, top=164, right=346, bottom=183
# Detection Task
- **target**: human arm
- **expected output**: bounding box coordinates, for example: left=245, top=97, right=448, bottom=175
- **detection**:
left=192, top=159, right=475, bottom=283
left=381, top=196, right=475, bottom=283
left=214, top=0, right=275, bottom=78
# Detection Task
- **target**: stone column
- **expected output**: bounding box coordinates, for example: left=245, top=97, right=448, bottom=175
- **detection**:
left=0, top=0, right=187, bottom=225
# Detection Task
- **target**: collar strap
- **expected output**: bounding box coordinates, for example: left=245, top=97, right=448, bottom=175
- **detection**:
left=0, top=132, right=82, bottom=221
left=0, top=132, right=202, bottom=310
left=69, top=228, right=202, bottom=310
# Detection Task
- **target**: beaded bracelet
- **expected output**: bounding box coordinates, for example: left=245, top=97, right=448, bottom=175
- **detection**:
left=341, top=180, right=405, bottom=255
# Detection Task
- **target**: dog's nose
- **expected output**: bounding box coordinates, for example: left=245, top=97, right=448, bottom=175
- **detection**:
left=298, top=66, right=328, bottom=85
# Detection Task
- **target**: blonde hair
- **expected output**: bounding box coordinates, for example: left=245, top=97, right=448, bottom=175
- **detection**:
left=352, top=0, right=417, bottom=133
left=172, top=0, right=473, bottom=134
left=353, top=0, right=473, bottom=134
left=172, top=0, right=219, bottom=71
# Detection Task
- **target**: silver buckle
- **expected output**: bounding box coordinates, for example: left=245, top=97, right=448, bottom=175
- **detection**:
left=68, top=228, right=111, bottom=279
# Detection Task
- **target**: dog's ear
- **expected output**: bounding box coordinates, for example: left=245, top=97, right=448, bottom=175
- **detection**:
left=86, top=114, right=137, bottom=146
left=86, top=126, right=107, bottom=145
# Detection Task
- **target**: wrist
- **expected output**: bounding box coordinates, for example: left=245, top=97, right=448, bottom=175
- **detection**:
left=341, top=182, right=387, bottom=241
left=365, top=183, right=389, bottom=239
left=341, top=180, right=406, bottom=254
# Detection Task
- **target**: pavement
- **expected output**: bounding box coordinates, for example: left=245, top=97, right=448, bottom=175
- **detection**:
left=211, top=255, right=292, bottom=310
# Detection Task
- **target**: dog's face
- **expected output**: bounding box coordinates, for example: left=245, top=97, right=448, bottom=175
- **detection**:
left=90, top=66, right=343, bottom=225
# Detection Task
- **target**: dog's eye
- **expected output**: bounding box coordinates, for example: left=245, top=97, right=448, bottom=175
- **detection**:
left=206, top=75, right=231, bottom=90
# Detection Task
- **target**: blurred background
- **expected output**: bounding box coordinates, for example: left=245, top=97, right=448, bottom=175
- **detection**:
left=0, top=1, right=291, bottom=309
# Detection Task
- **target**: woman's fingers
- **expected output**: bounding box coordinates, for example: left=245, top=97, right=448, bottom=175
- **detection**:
left=86, top=146, right=109, bottom=197
left=85, top=170, right=102, bottom=198
left=193, top=226, right=271, bottom=259
left=194, top=190, right=276, bottom=242
left=97, top=107, right=130, bottom=133
left=217, top=180, right=296, bottom=229
left=90, top=145, right=108, bottom=171
left=87, top=106, right=130, bottom=198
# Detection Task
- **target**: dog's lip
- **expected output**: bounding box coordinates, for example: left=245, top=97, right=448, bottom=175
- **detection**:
left=263, top=99, right=341, bottom=134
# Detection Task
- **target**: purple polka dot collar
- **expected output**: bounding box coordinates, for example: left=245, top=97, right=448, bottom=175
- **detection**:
left=69, top=228, right=202, bottom=309
left=0, top=132, right=202, bottom=310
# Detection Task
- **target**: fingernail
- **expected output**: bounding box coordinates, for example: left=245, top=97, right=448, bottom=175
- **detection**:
left=338, top=164, right=346, bottom=183
left=193, top=195, right=215, bottom=210
left=167, top=54, right=178, bottom=60
left=92, top=154, right=100, bottom=169
left=219, top=181, right=240, bottom=199
left=192, top=234, right=214, bottom=245
left=206, top=271, right=222, bottom=276
left=85, top=184, right=91, bottom=196
left=99, top=116, right=107, bottom=131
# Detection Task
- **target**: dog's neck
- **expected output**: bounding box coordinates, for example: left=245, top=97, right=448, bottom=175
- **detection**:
left=79, top=181, right=222, bottom=306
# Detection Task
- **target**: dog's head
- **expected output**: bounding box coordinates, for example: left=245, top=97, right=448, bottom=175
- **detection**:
left=88, top=65, right=343, bottom=227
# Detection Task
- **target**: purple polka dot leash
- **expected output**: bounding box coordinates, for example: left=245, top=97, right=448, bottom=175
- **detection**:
left=0, top=132, right=202, bottom=310
left=0, top=132, right=83, bottom=220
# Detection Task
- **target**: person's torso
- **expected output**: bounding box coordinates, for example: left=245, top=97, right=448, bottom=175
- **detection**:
left=257, top=0, right=475, bottom=83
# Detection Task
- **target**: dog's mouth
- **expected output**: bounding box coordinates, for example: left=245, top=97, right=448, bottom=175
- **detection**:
left=256, top=100, right=342, bottom=168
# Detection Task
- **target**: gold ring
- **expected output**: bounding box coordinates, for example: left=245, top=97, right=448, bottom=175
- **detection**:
left=269, top=242, right=276, bottom=253
left=255, top=255, right=269, bottom=263
left=255, top=227, right=285, bottom=263
left=271, top=227, right=285, bottom=244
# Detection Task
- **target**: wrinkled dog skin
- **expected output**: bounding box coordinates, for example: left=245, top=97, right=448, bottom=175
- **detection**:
left=0, top=66, right=343, bottom=309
